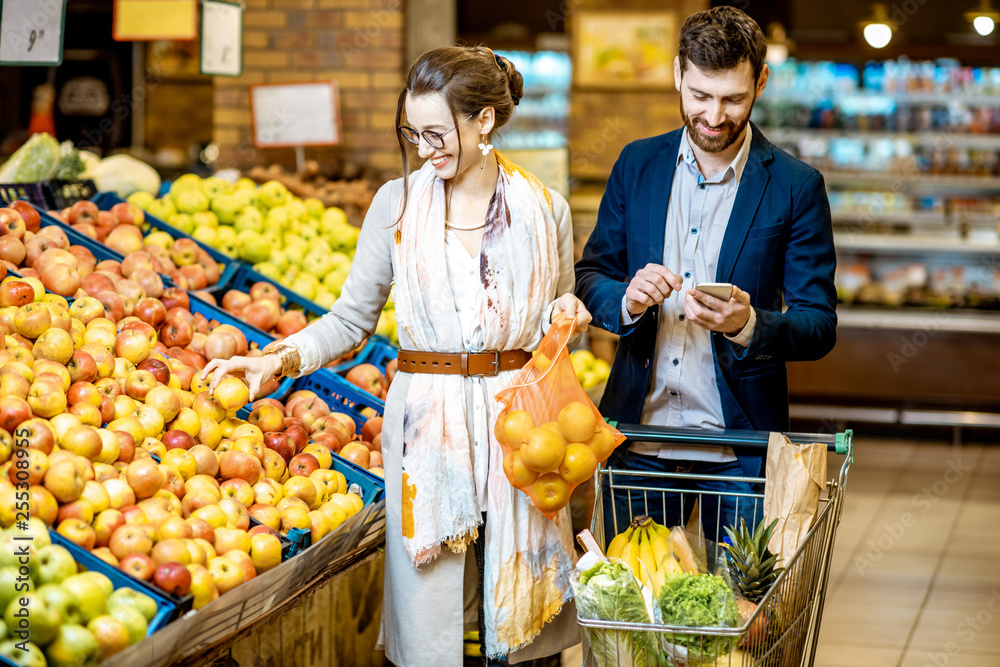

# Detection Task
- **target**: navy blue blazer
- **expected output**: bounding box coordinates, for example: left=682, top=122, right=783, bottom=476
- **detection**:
left=575, top=123, right=838, bottom=478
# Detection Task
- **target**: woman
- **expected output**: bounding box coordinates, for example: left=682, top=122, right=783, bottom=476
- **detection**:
left=202, top=46, right=590, bottom=666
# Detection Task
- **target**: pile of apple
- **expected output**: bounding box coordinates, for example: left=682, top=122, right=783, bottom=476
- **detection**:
left=126, top=174, right=399, bottom=344
left=40, top=199, right=226, bottom=292
left=248, top=390, right=386, bottom=478
left=342, top=360, right=397, bottom=402
left=217, top=282, right=310, bottom=340
left=0, top=519, right=161, bottom=666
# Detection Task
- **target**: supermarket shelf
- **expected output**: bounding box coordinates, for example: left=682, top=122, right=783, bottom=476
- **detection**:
left=837, top=306, right=1000, bottom=334
left=766, top=128, right=1000, bottom=150
left=823, top=172, right=1000, bottom=195
left=762, top=90, right=1000, bottom=107
left=834, top=232, right=1000, bottom=256
left=830, top=211, right=948, bottom=227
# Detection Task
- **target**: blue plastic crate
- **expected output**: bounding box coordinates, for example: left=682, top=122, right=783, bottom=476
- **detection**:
left=0, top=179, right=97, bottom=210
left=325, top=334, right=397, bottom=375
left=49, top=532, right=192, bottom=634
left=247, top=516, right=299, bottom=560
left=295, top=366, right=385, bottom=414
left=91, top=192, right=239, bottom=295
left=0, top=182, right=50, bottom=209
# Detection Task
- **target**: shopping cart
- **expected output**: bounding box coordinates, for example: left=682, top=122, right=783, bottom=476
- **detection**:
left=579, top=425, right=853, bottom=667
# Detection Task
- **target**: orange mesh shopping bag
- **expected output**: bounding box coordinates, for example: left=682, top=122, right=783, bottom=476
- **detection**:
left=495, top=314, right=625, bottom=519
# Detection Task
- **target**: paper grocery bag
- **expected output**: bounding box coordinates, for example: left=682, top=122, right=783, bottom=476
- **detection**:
left=762, top=432, right=827, bottom=567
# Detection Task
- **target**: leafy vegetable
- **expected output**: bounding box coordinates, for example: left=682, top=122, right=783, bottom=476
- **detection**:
left=574, top=559, right=665, bottom=667
left=657, top=573, right=742, bottom=661
left=0, top=133, right=61, bottom=182
left=90, top=154, right=161, bottom=198
left=54, top=141, right=86, bottom=180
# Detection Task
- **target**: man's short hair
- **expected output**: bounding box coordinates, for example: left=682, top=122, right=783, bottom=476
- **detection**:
left=678, top=6, right=767, bottom=83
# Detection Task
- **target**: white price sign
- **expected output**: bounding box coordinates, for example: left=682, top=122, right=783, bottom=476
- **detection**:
left=250, top=81, right=341, bottom=149
left=200, top=0, right=242, bottom=77
left=0, top=0, right=67, bottom=66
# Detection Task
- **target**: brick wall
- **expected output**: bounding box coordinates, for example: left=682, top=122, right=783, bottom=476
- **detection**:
left=568, top=0, right=707, bottom=183
left=213, top=0, right=406, bottom=177
left=145, top=80, right=214, bottom=153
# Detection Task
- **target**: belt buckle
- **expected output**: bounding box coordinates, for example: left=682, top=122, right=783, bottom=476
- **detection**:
left=468, top=350, right=500, bottom=376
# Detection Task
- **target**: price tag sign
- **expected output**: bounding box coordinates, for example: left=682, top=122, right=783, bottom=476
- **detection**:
left=200, top=0, right=242, bottom=77
left=250, top=81, right=341, bottom=149
left=113, top=0, right=197, bottom=41
left=0, top=0, right=68, bottom=66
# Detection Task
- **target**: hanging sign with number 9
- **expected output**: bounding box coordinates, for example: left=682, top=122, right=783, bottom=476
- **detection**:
left=0, top=0, right=68, bottom=66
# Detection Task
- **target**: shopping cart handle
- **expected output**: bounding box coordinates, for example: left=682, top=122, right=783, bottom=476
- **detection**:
left=607, top=422, right=851, bottom=455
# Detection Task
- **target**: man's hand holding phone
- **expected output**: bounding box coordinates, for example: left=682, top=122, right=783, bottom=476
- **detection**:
left=686, top=283, right=752, bottom=334
left=625, top=264, right=684, bottom=316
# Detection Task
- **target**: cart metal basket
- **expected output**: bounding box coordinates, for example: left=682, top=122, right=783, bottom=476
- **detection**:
left=580, top=425, right=853, bottom=667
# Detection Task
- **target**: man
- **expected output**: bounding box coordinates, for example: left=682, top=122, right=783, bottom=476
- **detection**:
left=575, top=6, right=837, bottom=541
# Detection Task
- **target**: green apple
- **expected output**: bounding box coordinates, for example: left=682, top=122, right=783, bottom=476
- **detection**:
left=126, top=192, right=155, bottom=210
left=269, top=249, right=289, bottom=272
left=215, top=226, right=238, bottom=244
left=192, top=210, right=219, bottom=229
left=192, top=226, right=217, bottom=247
left=322, top=270, right=348, bottom=297
left=36, top=584, right=83, bottom=625
left=233, top=187, right=257, bottom=209
left=169, top=213, right=195, bottom=235
left=314, top=291, right=336, bottom=310
left=174, top=190, right=210, bottom=214
left=0, top=618, right=5, bottom=640
left=0, top=639, right=46, bottom=667
left=202, top=176, right=232, bottom=200
left=235, top=177, right=257, bottom=191
left=144, top=230, right=174, bottom=249
left=375, top=311, right=397, bottom=343
left=108, top=587, right=158, bottom=624
left=43, top=624, right=100, bottom=667
left=60, top=574, right=106, bottom=623
left=234, top=207, right=264, bottom=233
left=254, top=263, right=283, bottom=283
left=330, top=251, right=351, bottom=271
left=218, top=240, right=240, bottom=258
left=299, top=225, right=320, bottom=245
left=169, top=173, right=204, bottom=197
left=211, top=194, right=241, bottom=224
left=284, top=245, right=305, bottom=268
left=5, top=593, right=61, bottom=646
left=263, top=232, right=282, bottom=251
left=109, top=605, right=148, bottom=645
left=265, top=205, right=290, bottom=230
left=304, top=198, right=325, bottom=218
left=287, top=199, right=307, bottom=222
left=257, top=180, right=289, bottom=209
left=302, top=251, right=334, bottom=277
left=146, top=198, right=176, bottom=222
left=238, top=231, right=271, bottom=265
left=36, top=545, right=77, bottom=586
left=290, top=275, right=318, bottom=301
left=79, top=573, right=113, bottom=600
left=320, top=206, right=348, bottom=231
left=326, top=222, right=360, bottom=250
left=19, top=519, right=51, bottom=550
left=0, top=536, right=38, bottom=582
left=0, top=568, right=31, bottom=613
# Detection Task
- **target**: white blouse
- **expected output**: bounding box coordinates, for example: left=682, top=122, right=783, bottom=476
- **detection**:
left=445, top=229, right=491, bottom=506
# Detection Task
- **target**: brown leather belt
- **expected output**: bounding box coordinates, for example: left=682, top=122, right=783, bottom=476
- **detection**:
left=397, top=349, right=531, bottom=376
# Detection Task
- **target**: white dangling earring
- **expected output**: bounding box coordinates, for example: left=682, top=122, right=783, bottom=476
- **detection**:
left=477, top=133, right=494, bottom=186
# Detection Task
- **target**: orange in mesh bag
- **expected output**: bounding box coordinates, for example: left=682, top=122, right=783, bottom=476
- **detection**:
left=494, top=314, right=625, bottom=519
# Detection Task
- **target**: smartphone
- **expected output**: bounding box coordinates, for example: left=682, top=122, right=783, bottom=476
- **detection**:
left=695, top=282, right=734, bottom=301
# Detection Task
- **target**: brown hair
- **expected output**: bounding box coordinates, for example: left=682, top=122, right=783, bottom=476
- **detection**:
left=393, top=46, right=523, bottom=221
left=678, top=6, right=767, bottom=83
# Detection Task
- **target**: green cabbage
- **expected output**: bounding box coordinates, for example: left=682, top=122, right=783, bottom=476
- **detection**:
left=657, top=573, right=742, bottom=662
left=574, top=560, right=665, bottom=667
left=0, top=133, right=61, bottom=182
left=54, top=141, right=86, bottom=180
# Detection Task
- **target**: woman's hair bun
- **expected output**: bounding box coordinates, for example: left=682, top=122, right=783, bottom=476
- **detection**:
left=495, top=54, right=523, bottom=106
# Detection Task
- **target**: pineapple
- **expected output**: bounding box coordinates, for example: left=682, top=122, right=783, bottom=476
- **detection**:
left=722, top=518, right=783, bottom=603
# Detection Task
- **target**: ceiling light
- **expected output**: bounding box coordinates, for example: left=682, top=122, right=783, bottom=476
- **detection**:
left=965, top=0, right=999, bottom=35
left=859, top=4, right=896, bottom=49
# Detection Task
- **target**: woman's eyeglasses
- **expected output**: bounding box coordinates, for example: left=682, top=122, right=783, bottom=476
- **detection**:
left=398, top=113, right=477, bottom=149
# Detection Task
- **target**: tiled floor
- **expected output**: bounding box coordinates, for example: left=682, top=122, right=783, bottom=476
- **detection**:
left=815, top=437, right=1000, bottom=667
left=561, top=436, right=1000, bottom=666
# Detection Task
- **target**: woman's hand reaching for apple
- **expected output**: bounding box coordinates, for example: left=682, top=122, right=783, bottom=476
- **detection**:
left=201, top=355, right=281, bottom=402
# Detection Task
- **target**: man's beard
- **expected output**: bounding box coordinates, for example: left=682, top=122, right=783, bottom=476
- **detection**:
left=679, top=98, right=753, bottom=153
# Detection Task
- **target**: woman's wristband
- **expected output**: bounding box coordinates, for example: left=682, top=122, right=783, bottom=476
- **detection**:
left=262, top=343, right=301, bottom=378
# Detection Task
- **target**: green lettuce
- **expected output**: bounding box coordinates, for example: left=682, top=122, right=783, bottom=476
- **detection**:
left=574, top=559, right=665, bottom=667
left=657, top=573, right=742, bottom=662
left=0, top=133, right=61, bottom=182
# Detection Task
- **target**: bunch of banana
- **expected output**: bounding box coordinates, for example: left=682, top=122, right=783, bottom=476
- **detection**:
left=606, top=515, right=685, bottom=595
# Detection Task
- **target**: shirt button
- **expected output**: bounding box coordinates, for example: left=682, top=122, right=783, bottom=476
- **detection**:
left=699, top=184, right=706, bottom=190
left=465, top=339, right=471, bottom=344
left=684, top=272, right=691, bottom=278
left=672, top=358, right=679, bottom=366
left=691, top=228, right=697, bottom=234
left=670, top=391, right=678, bottom=396
left=679, top=314, right=685, bottom=321
left=469, top=270, right=475, bottom=276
